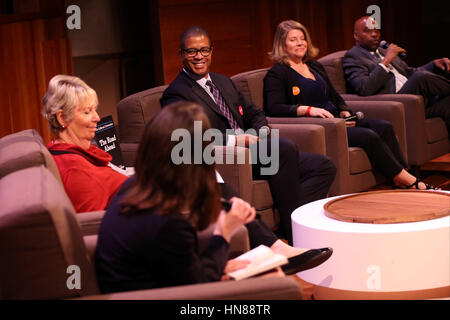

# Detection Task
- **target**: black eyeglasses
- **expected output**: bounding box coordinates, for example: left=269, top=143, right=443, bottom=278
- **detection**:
left=181, top=47, right=212, bottom=57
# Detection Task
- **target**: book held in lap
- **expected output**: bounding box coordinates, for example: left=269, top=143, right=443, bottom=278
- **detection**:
left=227, top=245, right=288, bottom=281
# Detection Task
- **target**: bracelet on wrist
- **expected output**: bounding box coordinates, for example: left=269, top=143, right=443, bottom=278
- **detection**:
left=305, top=106, right=312, bottom=117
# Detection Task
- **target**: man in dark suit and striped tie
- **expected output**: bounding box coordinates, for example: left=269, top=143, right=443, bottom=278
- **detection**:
left=161, top=26, right=336, bottom=244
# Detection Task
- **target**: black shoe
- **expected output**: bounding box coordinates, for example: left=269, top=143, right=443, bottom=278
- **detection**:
left=281, top=247, right=333, bottom=275
left=392, top=177, right=440, bottom=190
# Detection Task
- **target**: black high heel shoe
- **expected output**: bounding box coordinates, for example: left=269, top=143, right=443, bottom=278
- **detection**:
left=281, top=247, right=333, bottom=275
left=392, top=177, right=440, bottom=190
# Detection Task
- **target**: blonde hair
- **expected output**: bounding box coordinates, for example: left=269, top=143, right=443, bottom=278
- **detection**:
left=42, top=75, right=98, bottom=134
left=269, top=20, right=319, bottom=64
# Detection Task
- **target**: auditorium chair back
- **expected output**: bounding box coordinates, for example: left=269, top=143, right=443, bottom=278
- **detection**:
left=117, top=85, right=168, bottom=166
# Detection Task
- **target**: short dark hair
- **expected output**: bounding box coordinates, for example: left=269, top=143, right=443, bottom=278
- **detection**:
left=120, top=101, right=221, bottom=231
left=179, top=26, right=211, bottom=49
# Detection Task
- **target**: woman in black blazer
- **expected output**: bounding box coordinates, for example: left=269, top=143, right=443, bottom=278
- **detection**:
left=263, top=20, right=438, bottom=190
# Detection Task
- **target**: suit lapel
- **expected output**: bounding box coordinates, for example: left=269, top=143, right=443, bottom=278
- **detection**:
left=356, top=45, right=379, bottom=64
left=181, top=72, right=225, bottom=118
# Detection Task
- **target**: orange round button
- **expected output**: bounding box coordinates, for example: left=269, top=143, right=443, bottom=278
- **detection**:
left=292, top=86, right=300, bottom=96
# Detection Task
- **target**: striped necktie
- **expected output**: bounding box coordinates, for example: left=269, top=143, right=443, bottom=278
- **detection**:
left=205, top=80, right=242, bottom=133
left=372, top=50, right=382, bottom=63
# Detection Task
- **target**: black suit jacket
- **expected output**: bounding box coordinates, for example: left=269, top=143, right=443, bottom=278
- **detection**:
left=263, top=60, right=349, bottom=117
left=161, top=71, right=268, bottom=142
left=342, top=44, right=434, bottom=96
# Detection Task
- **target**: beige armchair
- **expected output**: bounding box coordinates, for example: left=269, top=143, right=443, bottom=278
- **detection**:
left=117, top=86, right=327, bottom=229
left=318, top=50, right=449, bottom=166
left=231, top=68, right=407, bottom=196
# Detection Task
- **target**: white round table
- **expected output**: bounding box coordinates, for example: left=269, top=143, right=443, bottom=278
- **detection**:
left=291, top=192, right=450, bottom=299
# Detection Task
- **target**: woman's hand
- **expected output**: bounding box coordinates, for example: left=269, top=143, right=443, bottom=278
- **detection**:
left=221, top=258, right=251, bottom=281
left=214, top=197, right=256, bottom=243
left=339, top=110, right=356, bottom=127
left=297, top=106, right=334, bottom=118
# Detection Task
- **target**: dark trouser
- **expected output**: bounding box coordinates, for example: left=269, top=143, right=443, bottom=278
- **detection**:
left=399, top=70, right=450, bottom=134
left=251, top=138, right=336, bottom=245
left=220, top=182, right=278, bottom=249
left=347, top=118, right=407, bottom=180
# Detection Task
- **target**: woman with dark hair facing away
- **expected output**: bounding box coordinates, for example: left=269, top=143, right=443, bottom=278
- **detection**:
left=95, top=101, right=333, bottom=293
left=263, top=20, right=439, bottom=190
left=95, top=101, right=257, bottom=292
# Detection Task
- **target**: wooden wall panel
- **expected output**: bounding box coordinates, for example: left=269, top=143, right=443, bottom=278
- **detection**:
left=0, top=21, right=41, bottom=139
left=157, top=0, right=430, bottom=84
left=156, top=0, right=370, bottom=83
left=0, top=16, right=72, bottom=142
left=158, top=0, right=258, bottom=83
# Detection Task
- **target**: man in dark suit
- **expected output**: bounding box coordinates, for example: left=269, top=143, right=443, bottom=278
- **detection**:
left=161, top=26, right=336, bottom=244
left=342, top=15, right=450, bottom=133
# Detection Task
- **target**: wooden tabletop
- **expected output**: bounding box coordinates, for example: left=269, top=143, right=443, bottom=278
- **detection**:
left=324, top=190, right=450, bottom=224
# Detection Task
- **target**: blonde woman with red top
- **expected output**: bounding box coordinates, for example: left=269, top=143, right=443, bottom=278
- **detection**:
left=43, top=75, right=127, bottom=212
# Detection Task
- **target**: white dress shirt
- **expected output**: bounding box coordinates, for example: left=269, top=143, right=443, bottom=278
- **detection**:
left=373, top=49, right=408, bottom=92
left=183, top=69, right=237, bottom=146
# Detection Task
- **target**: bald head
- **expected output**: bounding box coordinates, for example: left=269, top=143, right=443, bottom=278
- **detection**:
left=353, top=15, right=381, bottom=51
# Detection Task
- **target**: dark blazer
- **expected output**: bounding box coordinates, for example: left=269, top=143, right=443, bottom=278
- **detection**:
left=161, top=71, right=268, bottom=141
left=263, top=60, right=348, bottom=117
left=342, top=44, right=435, bottom=96
left=95, top=177, right=229, bottom=293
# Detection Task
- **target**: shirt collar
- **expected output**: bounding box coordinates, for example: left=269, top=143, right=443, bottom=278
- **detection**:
left=183, top=68, right=211, bottom=87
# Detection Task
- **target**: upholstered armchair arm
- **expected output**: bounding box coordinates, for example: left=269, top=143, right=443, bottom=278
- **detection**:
left=214, top=146, right=253, bottom=204
left=267, top=117, right=349, bottom=196
left=76, top=210, right=105, bottom=236
left=77, top=276, right=303, bottom=300
left=345, top=100, right=407, bottom=162
left=197, top=223, right=250, bottom=259
left=120, top=142, right=139, bottom=167
left=270, top=123, right=326, bottom=155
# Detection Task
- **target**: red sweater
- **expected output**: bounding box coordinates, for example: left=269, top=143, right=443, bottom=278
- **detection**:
left=48, top=142, right=127, bottom=213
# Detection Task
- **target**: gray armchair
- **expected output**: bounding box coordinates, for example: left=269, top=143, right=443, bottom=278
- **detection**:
left=0, top=164, right=303, bottom=300
left=231, top=68, right=407, bottom=196
left=318, top=50, right=449, bottom=166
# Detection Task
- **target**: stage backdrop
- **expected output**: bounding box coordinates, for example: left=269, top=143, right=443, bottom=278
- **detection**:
left=155, top=0, right=434, bottom=84
left=0, top=1, right=71, bottom=142
left=1, top=0, right=447, bottom=140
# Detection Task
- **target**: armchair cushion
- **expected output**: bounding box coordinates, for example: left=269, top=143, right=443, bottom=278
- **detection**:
left=426, top=118, right=448, bottom=144
left=76, top=210, right=106, bottom=236
left=252, top=180, right=273, bottom=210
